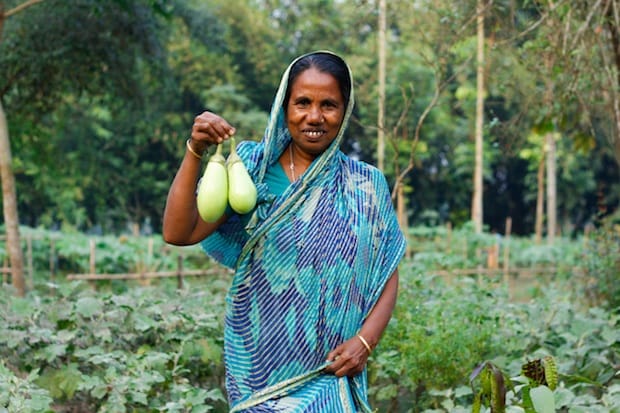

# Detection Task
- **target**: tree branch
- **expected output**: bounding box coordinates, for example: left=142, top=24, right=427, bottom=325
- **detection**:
left=598, top=0, right=620, bottom=165
left=607, top=0, right=620, bottom=91
left=390, top=59, right=467, bottom=200
left=569, top=0, right=605, bottom=51
left=4, top=0, right=45, bottom=18
left=494, top=0, right=570, bottom=47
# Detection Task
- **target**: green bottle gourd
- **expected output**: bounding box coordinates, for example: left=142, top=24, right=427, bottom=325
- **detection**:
left=196, top=144, right=228, bottom=222
left=227, top=138, right=257, bottom=214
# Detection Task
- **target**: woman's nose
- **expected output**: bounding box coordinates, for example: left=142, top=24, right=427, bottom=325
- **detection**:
left=307, top=106, right=323, bottom=123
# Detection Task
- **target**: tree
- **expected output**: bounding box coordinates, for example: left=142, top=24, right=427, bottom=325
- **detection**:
left=377, top=0, right=386, bottom=172
left=0, top=0, right=173, bottom=294
left=472, top=0, right=486, bottom=233
left=605, top=0, right=620, bottom=165
left=0, top=0, right=46, bottom=296
left=2, top=0, right=618, bottom=243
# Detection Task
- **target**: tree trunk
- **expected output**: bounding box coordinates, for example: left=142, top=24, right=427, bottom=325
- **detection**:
left=535, top=155, right=545, bottom=244
left=0, top=3, right=4, bottom=41
left=377, top=0, right=386, bottom=171
left=612, top=93, right=620, bottom=166
left=0, top=101, right=25, bottom=296
left=1, top=1, right=49, bottom=297
left=545, top=132, right=557, bottom=244
left=606, top=0, right=620, bottom=165
left=472, top=0, right=485, bottom=233
left=396, top=181, right=410, bottom=257
left=543, top=42, right=557, bottom=244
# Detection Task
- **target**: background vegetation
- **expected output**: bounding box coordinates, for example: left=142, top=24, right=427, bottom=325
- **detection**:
left=1, top=0, right=619, bottom=412
left=1, top=0, right=618, bottom=236
left=1, top=221, right=619, bottom=412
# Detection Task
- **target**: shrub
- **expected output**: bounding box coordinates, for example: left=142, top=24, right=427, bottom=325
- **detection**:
left=581, top=216, right=620, bottom=310
left=368, top=265, right=504, bottom=411
left=0, top=281, right=227, bottom=412
left=0, top=361, right=53, bottom=413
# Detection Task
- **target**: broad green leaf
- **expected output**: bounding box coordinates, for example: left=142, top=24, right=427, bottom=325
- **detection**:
left=56, top=328, right=77, bottom=342
left=11, top=297, right=36, bottom=317
left=35, top=343, right=67, bottom=362
left=130, top=390, right=148, bottom=405
left=375, top=383, right=398, bottom=401
left=553, top=387, right=575, bottom=409
left=198, top=338, right=222, bottom=364
left=74, top=345, right=106, bottom=359
left=35, top=363, right=82, bottom=399
left=2, top=329, right=28, bottom=348
left=75, top=296, right=103, bottom=318
left=601, top=326, right=620, bottom=346
left=132, top=312, right=157, bottom=332
left=25, top=393, right=53, bottom=412
left=529, top=386, right=555, bottom=413
left=91, top=384, right=109, bottom=399
left=454, top=385, right=473, bottom=398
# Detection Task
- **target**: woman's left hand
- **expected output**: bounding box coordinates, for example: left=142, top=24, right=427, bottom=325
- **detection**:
left=324, top=336, right=370, bottom=377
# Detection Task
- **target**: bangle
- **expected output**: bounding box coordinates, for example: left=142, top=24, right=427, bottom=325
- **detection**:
left=186, top=138, right=204, bottom=160
left=356, top=334, right=372, bottom=354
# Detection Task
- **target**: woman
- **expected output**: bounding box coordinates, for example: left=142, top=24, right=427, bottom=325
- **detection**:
left=163, top=51, right=406, bottom=412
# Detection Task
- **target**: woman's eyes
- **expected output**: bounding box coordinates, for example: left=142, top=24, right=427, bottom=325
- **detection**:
left=294, top=99, right=339, bottom=109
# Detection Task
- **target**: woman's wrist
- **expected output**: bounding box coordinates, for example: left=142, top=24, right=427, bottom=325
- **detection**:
left=357, top=328, right=379, bottom=351
left=356, top=334, right=373, bottom=354
left=186, top=138, right=209, bottom=159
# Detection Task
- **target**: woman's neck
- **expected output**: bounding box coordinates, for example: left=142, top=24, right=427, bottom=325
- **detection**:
left=282, top=142, right=313, bottom=182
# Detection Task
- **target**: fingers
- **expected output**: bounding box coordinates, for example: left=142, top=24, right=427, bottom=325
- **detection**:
left=324, top=338, right=369, bottom=378
left=191, top=111, right=236, bottom=146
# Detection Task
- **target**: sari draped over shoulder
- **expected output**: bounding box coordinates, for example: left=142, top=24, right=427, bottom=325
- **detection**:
left=201, top=51, right=407, bottom=412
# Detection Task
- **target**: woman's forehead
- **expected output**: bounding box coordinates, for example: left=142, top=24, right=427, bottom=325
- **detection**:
left=289, top=68, right=343, bottom=99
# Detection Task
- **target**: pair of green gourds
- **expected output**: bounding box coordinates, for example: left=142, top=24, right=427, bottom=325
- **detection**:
left=196, top=138, right=257, bottom=222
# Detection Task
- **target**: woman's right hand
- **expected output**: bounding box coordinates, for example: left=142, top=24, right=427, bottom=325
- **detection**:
left=162, top=111, right=235, bottom=246
left=190, top=111, right=236, bottom=153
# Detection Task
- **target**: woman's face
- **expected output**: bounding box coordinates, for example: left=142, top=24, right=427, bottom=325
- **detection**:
left=286, top=67, right=346, bottom=158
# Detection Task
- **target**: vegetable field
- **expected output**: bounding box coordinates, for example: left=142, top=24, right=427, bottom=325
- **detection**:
left=1, top=221, right=618, bottom=413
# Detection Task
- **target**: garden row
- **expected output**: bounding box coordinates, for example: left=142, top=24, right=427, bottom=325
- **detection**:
left=1, top=221, right=618, bottom=412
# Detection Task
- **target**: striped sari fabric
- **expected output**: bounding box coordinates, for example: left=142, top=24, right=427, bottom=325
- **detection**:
left=201, top=51, right=407, bottom=412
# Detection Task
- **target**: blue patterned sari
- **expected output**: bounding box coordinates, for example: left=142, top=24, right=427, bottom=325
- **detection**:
left=201, top=51, right=406, bottom=412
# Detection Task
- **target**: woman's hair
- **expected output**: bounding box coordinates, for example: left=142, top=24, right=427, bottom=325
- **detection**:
left=283, top=52, right=351, bottom=110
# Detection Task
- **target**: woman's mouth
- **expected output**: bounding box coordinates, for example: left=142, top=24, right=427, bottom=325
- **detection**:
left=304, top=130, right=325, bottom=140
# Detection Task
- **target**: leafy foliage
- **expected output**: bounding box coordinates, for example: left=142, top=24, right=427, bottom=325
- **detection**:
left=470, top=361, right=507, bottom=413
left=368, top=269, right=503, bottom=410
left=0, top=361, right=52, bottom=413
left=0, top=226, right=618, bottom=411
left=1, top=0, right=619, bottom=233
left=580, top=214, right=620, bottom=310
left=0, top=281, right=228, bottom=412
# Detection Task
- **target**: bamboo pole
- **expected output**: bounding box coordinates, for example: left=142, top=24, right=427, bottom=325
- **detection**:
left=377, top=0, right=386, bottom=171
left=49, top=238, right=56, bottom=282
left=177, top=255, right=184, bottom=289
left=446, top=222, right=452, bottom=254
left=27, top=234, right=33, bottom=288
left=89, top=239, right=96, bottom=289
left=147, top=238, right=153, bottom=263
left=429, top=266, right=576, bottom=277
left=503, top=217, right=512, bottom=297
left=66, top=268, right=228, bottom=281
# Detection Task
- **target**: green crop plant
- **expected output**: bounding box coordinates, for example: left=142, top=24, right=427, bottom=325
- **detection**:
left=470, top=357, right=559, bottom=413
